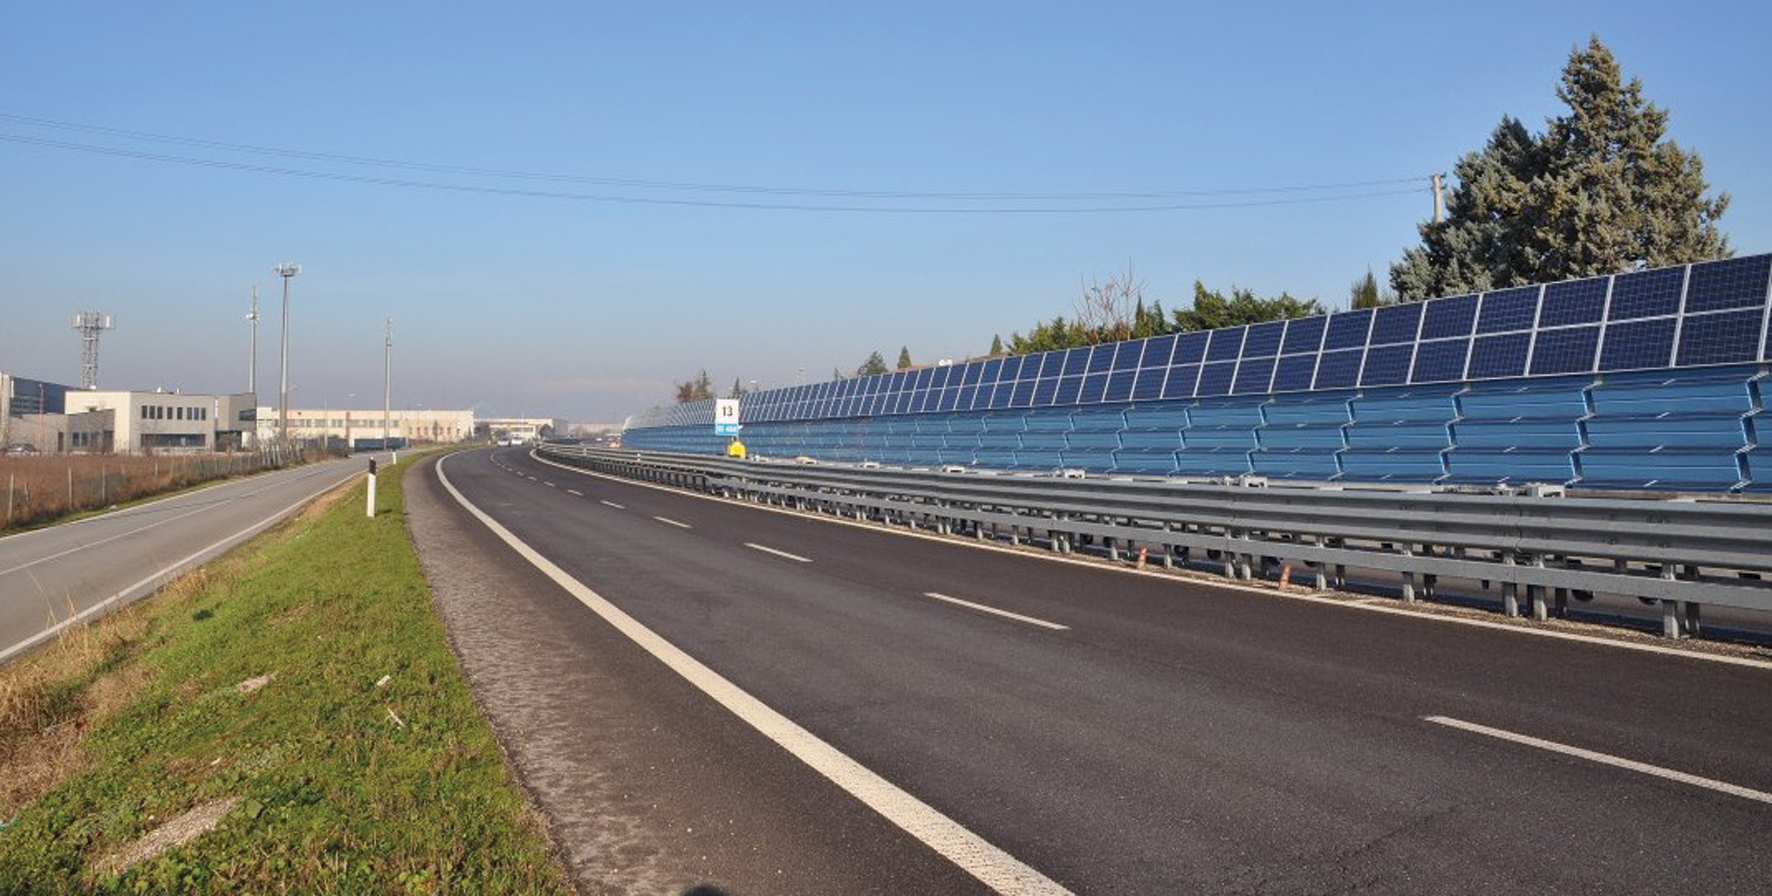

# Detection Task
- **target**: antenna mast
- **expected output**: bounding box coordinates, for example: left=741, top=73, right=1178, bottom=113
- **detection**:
left=247, top=285, right=260, bottom=394
left=71, top=311, right=114, bottom=390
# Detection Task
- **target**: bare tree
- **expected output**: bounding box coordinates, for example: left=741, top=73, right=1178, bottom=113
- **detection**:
left=1073, top=261, right=1145, bottom=345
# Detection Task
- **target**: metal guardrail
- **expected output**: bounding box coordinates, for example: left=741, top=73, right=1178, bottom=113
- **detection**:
left=535, top=444, right=1772, bottom=639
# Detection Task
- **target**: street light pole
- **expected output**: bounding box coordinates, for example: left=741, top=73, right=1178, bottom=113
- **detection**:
left=272, top=263, right=301, bottom=444
left=383, top=318, right=393, bottom=459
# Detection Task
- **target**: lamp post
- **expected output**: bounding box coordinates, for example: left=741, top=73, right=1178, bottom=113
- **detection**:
left=272, top=262, right=301, bottom=444
left=383, top=318, right=393, bottom=458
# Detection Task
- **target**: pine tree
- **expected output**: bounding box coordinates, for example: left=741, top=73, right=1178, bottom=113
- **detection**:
left=1350, top=268, right=1390, bottom=309
left=855, top=351, right=889, bottom=376
left=988, top=334, right=1004, bottom=356
left=1391, top=37, right=1729, bottom=299
left=896, top=346, right=913, bottom=369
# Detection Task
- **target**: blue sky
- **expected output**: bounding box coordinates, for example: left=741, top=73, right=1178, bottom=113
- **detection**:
left=3, top=1, right=1768, bottom=423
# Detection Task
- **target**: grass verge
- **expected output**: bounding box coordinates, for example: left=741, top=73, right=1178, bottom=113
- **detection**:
left=0, top=454, right=572, bottom=894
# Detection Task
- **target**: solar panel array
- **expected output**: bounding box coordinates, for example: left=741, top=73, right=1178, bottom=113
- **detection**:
left=630, top=254, right=1772, bottom=430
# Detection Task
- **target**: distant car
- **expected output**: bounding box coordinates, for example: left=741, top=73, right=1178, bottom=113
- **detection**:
left=5, top=443, right=39, bottom=455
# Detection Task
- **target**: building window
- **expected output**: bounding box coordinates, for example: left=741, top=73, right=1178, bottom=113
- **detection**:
left=141, top=406, right=150, bottom=420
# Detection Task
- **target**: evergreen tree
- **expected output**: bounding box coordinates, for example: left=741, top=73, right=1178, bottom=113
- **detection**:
left=988, top=334, right=1004, bottom=356
left=674, top=369, right=715, bottom=404
left=1170, top=283, right=1324, bottom=332
left=1392, top=37, right=1729, bottom=299
left=1350, top=268, right=1389, bottom=309
left=855, top=350, right=889, bottom=377
left=896, top=346, right=913, bottom=369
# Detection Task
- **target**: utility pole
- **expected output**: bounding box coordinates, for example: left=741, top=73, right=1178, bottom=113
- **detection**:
left=1431, top=172, right=1445, bottom=225
left=71, top=312, right=114, bottom=390
left=273, top=263, right=300, bottom=444
left=246, top=285, right=259, bottom=394
left=383, top=317, right=393, bottom=458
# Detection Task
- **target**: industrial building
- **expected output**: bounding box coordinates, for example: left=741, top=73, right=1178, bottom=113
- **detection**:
left=2, top=374, right=257, bottom=454
left=255, top=407, right=476, bottom=450
left=477, top=416, right=568, bottom=444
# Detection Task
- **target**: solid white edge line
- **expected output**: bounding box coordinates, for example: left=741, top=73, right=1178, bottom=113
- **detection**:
left=0, top=473, right=359, bottom=665
left=436, top=454, right=1070, bottom=895
left=526, top=450, right=1772, bottom=673
left=653, top=516, right=692, bottom=529
left=744, top=542, right=812, bottom=563
left=924, top=592, right=1070, bottom=631
left=1424, top=715, right=1772, bottom=805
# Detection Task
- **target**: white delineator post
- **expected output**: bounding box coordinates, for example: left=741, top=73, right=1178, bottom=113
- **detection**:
left=366, top=457, right=378, bottom=518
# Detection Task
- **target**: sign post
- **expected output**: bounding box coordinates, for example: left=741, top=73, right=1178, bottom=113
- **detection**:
left=714, top=399, right=741, bottom=436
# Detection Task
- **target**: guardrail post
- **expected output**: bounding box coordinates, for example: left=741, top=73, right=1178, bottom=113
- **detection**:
left=1529, top=554, right=1549, bottom=621
left=1502, top=553, right=1519, bottom=617
left=1400, top=545, right=1417, bottom=603
left=1684, top=602, right=1703, bottom=637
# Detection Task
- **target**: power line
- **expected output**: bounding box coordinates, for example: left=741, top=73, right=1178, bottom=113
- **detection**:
left=0, top=122, right=1426, bottom=214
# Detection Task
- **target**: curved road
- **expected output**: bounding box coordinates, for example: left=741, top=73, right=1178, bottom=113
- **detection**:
left=417, top=446, right=1772, bottom=894
left=0, top=453, right=378, bottom=664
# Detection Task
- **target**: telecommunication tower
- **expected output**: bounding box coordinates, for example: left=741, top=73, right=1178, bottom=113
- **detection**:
left=71, top=311, right=114, bottom=389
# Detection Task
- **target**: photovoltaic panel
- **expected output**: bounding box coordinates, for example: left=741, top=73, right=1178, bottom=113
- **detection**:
left=1476, top=286, right=1540, bottom=334
left=1608, top=267, right=1684, bottom=320
left=1281, top=315, right=1325, bottom=354
left=1360, top=343, right=1413, bottom=386
left=1110, top=341, right=1144, bottom=370
left=1420, top=294, right=1478, bottom=339
left=1242, top=321, right=1285, bottom=358
left=1103, top=370, right=1137, bottom=402
left=1053, top=375, right=1084, bottom=405
left=1196, top=362, right=1236, bottom=395
left=1031, top=351, right=1063, bottom=380
left=1077, top=344, right=1107, bottom=374
left=998, top=356, right=1026, bottom=382
left=1172, top=331, right=1209, bottom=365
left=1684, top=255, right=1772, bottom=313
left=956, top=363, right=980, bottom=386
left=1539, top=276, right=1607, bottom=327
left=988, top=380, right=1015, bottom=409
left=1232, top=356, right=1275, bottom=394
left=1528, top=326, right=1600, bottom=376
left=1162, top=365, right=1200, bottom=399
left=1369, top=302, right=1424, bottom=345
left=1139, top=334, right=1178, bottom=368
left=978, top=358, right=1003, bottom=384
left=1467, top=332, right=1531, bottom=379
left=1079, top=372, right=1110, bottom=404
left=957, top=384, right=981, bottom=411
left=1314, top=349, right=1363, bottom=389
left=1028, top=376, right=1058, bottom=406
left=1272, top=353, right=1318, bottom=391
left=1677, top=309, right=1763, bottom=366
left=1061, top=346, right=1091, bottom=376
left=1011, top=378, right=1038, bottom=407
left=1410, top=338, right=1470, bottom=383
left=1206, top=327, right=1245, bottom=362
left=1323, top=310, right=1374, bottom=350
left=1598, top=317, right=1676, bottom=371
left=1130, top=367, right=1165, bottom=400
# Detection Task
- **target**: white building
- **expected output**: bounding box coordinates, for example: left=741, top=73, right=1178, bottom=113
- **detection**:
left=66, top=390, right=258, bottom=454
left=478, top=416, right=567, bottom=444
left=256, top=407, right=476, bottom=448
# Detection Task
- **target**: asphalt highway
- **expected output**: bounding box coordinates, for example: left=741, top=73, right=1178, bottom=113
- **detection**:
left=436, top=446, right=1772, bottom=893
left=0, top=454, right=378, bottom=664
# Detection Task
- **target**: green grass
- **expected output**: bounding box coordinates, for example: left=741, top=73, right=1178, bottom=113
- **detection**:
left=0, top=455, right=572, bottom=894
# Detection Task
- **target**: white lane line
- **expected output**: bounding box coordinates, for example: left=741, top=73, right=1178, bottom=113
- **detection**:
left=654, top=516, right=693, bottom=529
left=567, top=489, right=584, bottom=497
left=1424, top=715, right=1772, bottom=806
left=745, top=543, right=812, bottom=563
left=923, top=592, right=1069, bottom=631
left=543, top=481, right=556, bottom=488
left=600, top=500, right=626, bottom=509
left=435, top=455, right=1069, bottom=895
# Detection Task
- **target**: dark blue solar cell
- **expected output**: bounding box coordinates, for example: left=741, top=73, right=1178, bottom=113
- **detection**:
left=1196, top=362, right=1236, bottom=396
left=935, top=388, right=960, bottom=412
left=1323, top=310, right=1374, bottom=350
left=1272, top=354, right=1318, bottom=391
left=1608, top=267, right=1683, bottom=320
left=955, top=363, right=980, bottom=386
left=1360, top=344, right=1413, bottom=386
left=976, top=358, right=1004, bottom=384
left=1004, top=356, right=1032, bottom=382
left=1529, top=326, right=1600, bottom=376
left=1172, top=332, right=1209, bottom=365
left=1314, top=349, right=1363, bottom=389
left=1162, top=365, right=1200, bottom=399
left=1281, top=315, right=1326, bottom=354
left=1029, top=377, right=1058, bottom=406
left=913, top=367, right=936, bottom=391
left=1411, top=339, right=1470, bottom=383
left=1084, top=344, right=1114, bottom=374
left=1540, top=277, right=1608, bottom=327
left=1598, top=318, right=1676, bottom=372
left=1242, top=321, right=1285, bottom=358
left=1232, top=357, right=1276, bottom=394
left=1110, top=342, right=1145, bottom=370
left=1685, top=255, right=1772, bottom=313
left=1060, top=346, right=1091, bottom=376
left=1026, top=351, right=1059, bottom=381
left=932, top=367, right=956, bottom=390
left=1420, top=295, right=1478, bottom=340
left=1477, top=286, right=1541, bottom=333
left=957, top=384, right=982, bottom=410
left=1369, top=302, right=1424, bottom=345
left=1678, top=309, right=1764, bottom=366
left=1011, top=378, right=1038, bottom=407
left=1467, top=332, right=1532, bottom=379
left=1053, top=375, right=1084, bottom=405
left=1078, top=372, right=1110, bottom=403
left=1206, top=327, right=1245, bottom=362
left=1139, top=334, right=1178, bottom=368
left=1130, top=367, right=1165, bottom=400
left=1103, top=369, right=1137, bottom=402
